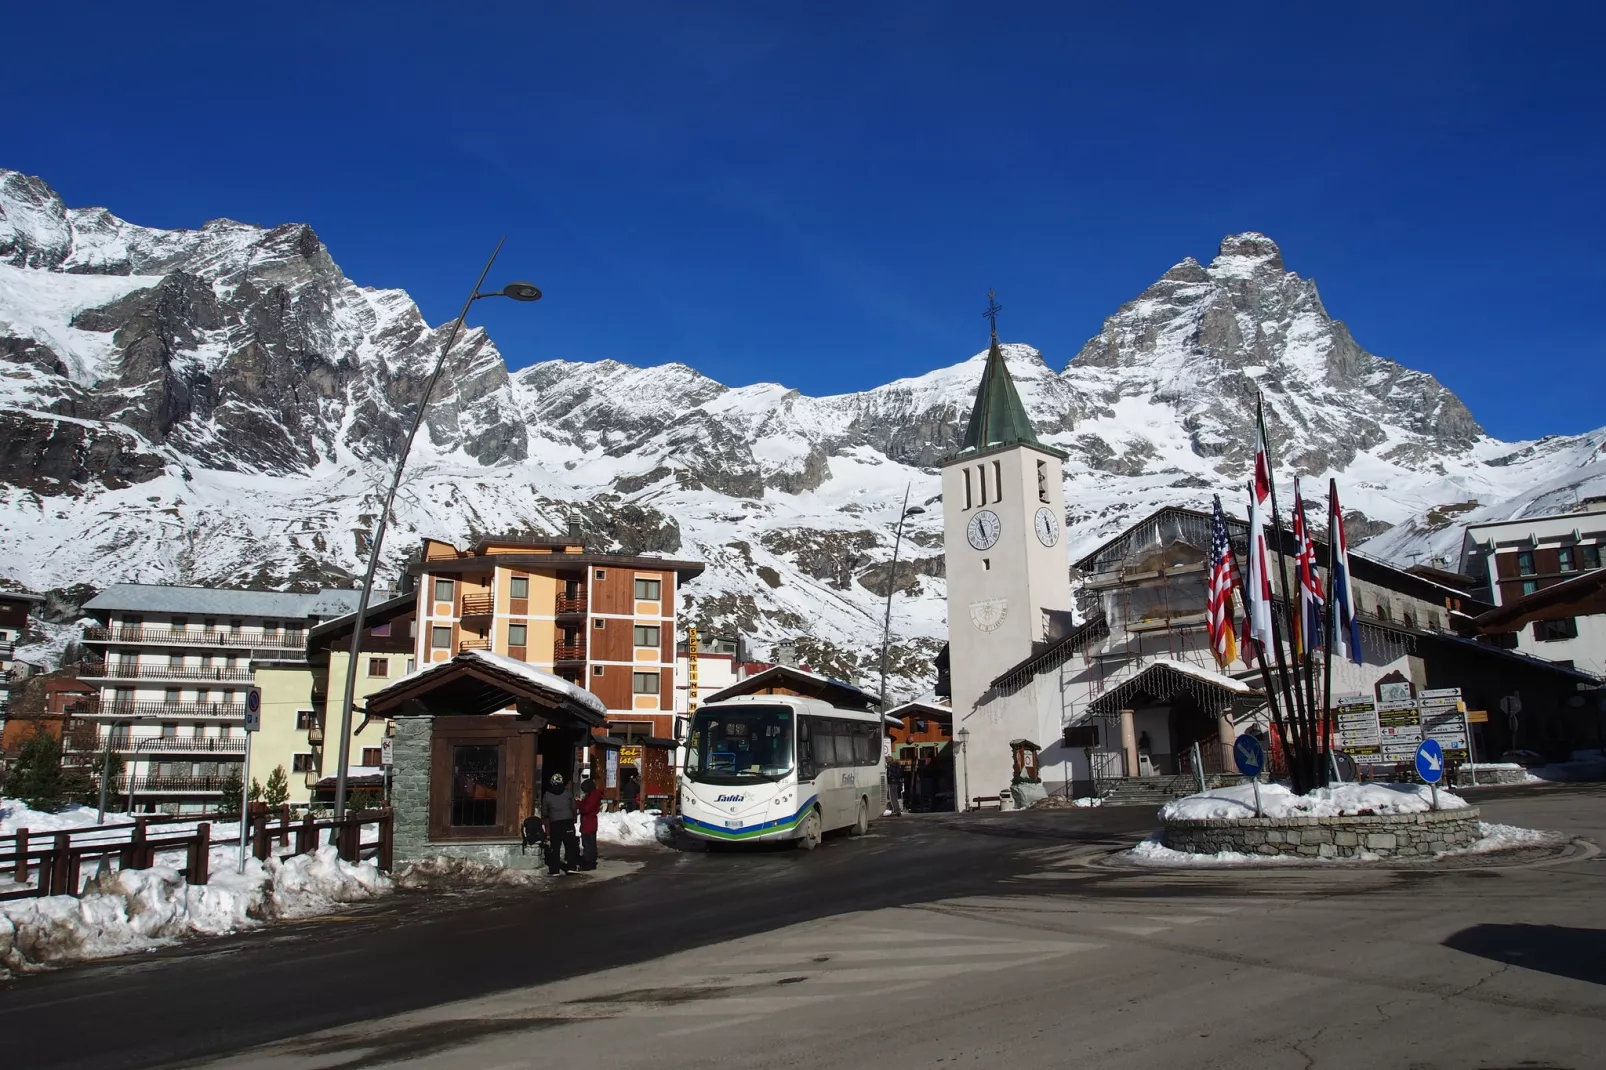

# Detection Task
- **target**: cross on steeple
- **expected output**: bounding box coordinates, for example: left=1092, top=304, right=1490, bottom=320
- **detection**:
left=983, top=290, right=1003, bottom=339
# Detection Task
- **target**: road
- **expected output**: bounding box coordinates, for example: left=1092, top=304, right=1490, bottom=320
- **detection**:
left=5, top=785, right=1604, bottom=1070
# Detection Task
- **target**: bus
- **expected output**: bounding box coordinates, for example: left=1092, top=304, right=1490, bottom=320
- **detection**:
left=678, top=695, right=886, bottom=849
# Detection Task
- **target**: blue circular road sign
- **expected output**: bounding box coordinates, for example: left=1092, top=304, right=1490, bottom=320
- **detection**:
left=1415, top=738, right=1445, bottom=784
left=1232, top=734, right=1265, bottom=777
left=246, top=687, right=262, bottom=714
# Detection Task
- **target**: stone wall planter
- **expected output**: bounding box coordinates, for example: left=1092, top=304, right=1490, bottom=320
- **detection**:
left=1161, top=806, right=1481, bottom=860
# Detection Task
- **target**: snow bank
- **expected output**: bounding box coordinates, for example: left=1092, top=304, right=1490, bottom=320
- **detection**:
left=393, top=856, right=546, bottom=891
left=1126, top=834, right=1305, bottom=866
left=597, top=811, right=671, bottom=847
left=0, top=845, right=390, bottom=976
left=1161, top=781, right=1469, bottom=822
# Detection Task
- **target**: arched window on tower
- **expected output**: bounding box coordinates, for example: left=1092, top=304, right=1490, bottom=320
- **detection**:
left=993, top=460, right=1002, bottom=503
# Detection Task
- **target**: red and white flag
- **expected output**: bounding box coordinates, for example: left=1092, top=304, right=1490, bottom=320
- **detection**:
left=1244, top=487, right=1274, bottom=645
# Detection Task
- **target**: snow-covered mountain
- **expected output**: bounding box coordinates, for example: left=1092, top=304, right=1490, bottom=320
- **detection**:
left=3, top=169, right=1603, bottom=692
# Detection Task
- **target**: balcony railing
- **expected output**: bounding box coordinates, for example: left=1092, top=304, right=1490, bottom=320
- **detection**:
left=115, top=776, right=230, bottom=794
left=554, top=642, right=587, bottom=661
left=80, top=663, right=255, bottom=682
left=555, top=595, right=586, bottom=615
left=460, top=593, right=493, bottom=618
left=458, top=638, right=492, bottom=652
left=0, top=642, right=14, bottom=659
left=83, top=626, right=306, bottom=649
left=307, top=724, right=325, bottom=743
left=76, top=701, right=247, bottom=720
left=71, top=736, right=248, bottom=755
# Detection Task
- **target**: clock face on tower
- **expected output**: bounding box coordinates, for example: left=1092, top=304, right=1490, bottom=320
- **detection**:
left=1034, top=506, right=1060, bottom=547
left=967, top=509, right=1001, bottom=550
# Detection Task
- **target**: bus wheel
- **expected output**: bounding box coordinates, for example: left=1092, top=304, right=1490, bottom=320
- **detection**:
left=850, top=799, right=869, bottom=837
left=795, top=809, right=822, bottom=851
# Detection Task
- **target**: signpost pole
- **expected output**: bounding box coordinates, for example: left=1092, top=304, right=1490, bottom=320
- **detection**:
left=238, top=728, right=253, bottom=874
left=239, top=685, right=262, bottom=874
left=1430, top=780, right=1440, bottom=812
left=1251, top=776, right=1263, bottom=818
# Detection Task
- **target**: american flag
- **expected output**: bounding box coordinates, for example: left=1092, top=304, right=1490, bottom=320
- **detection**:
left=1291, top=480, right=1324, bottom=657
left=1207, top=496, right=1240, bottom=668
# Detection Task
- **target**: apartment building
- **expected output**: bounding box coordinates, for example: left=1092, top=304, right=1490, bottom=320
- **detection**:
left=79, top=584, right=363, bottom=813
left=1459, top=507, right=1606, bottom=677
left=410, top=534, right=703, bottom=742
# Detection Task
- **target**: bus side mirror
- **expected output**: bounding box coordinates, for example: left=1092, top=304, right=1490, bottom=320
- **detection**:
left=673, top=717, right=688, bottom=743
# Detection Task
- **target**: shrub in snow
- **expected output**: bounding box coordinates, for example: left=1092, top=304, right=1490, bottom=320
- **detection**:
left=1161, top=781, right=1468, bottom=822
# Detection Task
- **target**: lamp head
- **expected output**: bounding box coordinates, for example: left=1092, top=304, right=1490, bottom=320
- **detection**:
left=500, top=281, right=543, bottom=302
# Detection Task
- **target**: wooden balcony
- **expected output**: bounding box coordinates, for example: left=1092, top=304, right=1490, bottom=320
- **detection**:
left=554, top=642, right=587, bottom=662
left=555, top=595, right=586, bottom=615
left=458, top=638, right=492, bottom=652
left=459, top=593, right=494, bottom=619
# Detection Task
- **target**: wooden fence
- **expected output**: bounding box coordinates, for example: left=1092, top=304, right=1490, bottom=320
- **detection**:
left=0, top=805, right=393, bottom=902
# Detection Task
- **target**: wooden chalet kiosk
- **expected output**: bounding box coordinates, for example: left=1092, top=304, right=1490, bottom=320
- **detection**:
left=367, top=649, right=608, bottom=868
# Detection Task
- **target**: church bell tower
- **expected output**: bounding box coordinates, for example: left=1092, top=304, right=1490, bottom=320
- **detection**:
left=941, top=293, right=1071, bottom=801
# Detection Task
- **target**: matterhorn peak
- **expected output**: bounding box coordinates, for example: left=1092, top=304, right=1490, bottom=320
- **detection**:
left=1211, top=231, right=1285, bottom=277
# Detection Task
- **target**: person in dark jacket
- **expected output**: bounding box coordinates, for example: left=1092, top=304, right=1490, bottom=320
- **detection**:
left=540, top=773, right=580, bottom=876
left=885, top=759, right=904, bottom=816
left=576, top=777, right=603, bottom=871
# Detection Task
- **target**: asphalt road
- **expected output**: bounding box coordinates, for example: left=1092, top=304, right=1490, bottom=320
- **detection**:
left=6, top=786, right=1605, bottom=1070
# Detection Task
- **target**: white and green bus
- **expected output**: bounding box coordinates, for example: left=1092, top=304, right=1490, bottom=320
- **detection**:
left=678, top=695, right=886, bottom=849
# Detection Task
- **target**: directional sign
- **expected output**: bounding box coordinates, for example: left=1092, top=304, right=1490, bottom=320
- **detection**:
left=1233, top=734, right=1265, bottom=777
left=380, top=736, right=393, bottom=767
left=243, top=685, right=262, bottom=733
left=1415, top=738, right=1444, bottom=784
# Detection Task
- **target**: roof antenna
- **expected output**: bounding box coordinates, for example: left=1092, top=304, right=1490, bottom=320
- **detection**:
left=984, top=289, right=1003, bottom=340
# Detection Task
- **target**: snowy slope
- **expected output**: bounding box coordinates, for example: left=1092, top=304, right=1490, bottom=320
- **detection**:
left=2, top=171, right=1603, bottom=696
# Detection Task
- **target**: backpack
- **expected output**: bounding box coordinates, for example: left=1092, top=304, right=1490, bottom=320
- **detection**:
left=521, top=815, right=546, bottom=847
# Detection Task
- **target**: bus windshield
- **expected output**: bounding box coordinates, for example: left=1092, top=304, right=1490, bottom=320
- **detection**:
left=685, top=704, right=794, bottom=784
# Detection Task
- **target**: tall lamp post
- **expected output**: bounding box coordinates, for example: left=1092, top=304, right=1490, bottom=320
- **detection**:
left=955, top=726, right=970, bottom=813
left=332, top=241, right=542, bottom=818
left=877, top=484, right=926, bottom=710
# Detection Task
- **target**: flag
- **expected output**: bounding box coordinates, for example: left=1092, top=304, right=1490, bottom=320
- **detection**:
left=1291, top=480, right=1324, bottom=657
left=1207, top=496, right=1240, bottom=668
left=1328, top=481, right=1364, bottom=665
left=1245, top=487, right=1274, bottom=645
left=1253, top=396, right=1273, bottom=505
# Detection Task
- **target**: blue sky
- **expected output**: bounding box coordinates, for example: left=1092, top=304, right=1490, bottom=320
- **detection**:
left=7, top=3, right=1602, bottom=439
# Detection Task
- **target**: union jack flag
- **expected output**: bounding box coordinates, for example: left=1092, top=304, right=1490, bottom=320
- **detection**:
left=1291, top=480, right=1324, bottom=657
left=1207, top=496, right=1241, bottom=668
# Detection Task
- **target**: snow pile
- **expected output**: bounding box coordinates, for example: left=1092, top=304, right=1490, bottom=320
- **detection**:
left=1458, top=822, right=1568, bottom=853
left=393, top=855, right=546, bottom=891
left=1029, top=794, right=1104, bottom=810
left=0, top=845, right=390, bottom=975
left=597, top=810, right=672, bottom=847
left=1162, top=781, right=1469, bottom=822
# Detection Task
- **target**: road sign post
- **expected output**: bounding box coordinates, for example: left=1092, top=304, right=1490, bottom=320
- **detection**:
left=240, top=686, right=262, bottom=873
left=1233, top=734, right=1266, bottom=817
left=1415, top=738, right=1444, bottom=811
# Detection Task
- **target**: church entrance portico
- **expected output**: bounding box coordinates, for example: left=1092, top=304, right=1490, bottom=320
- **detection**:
left=1082, top=659, right=1261, bottom=793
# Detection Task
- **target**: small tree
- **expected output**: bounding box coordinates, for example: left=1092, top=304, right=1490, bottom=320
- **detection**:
left=218, top=766, right=244, bottom=816
left=263, top=764, right=290, bottom=807
left=249, top=776, right=264, bottom=804
left=7, top=726, right=84, bottom=812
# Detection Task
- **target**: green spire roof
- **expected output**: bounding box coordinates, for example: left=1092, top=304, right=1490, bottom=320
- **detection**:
left=960, top=331, right=1041, bottom=452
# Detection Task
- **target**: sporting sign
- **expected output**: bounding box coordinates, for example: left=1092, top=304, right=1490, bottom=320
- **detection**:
left=1233, top=734, right=1265, bottom=777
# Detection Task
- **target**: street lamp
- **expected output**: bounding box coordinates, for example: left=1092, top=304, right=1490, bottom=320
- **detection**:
left=331, top=242, right=542, bottom=817
left=877, top=484, right=927, bottom=710
left=955, top=727, right=970, bottom=813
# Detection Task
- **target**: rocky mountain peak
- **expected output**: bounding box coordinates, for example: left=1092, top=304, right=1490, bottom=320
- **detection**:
left=1, top=173, right=1602, bottom=696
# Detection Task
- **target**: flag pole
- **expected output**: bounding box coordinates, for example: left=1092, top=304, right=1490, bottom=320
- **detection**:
left=1297, top=482, right=1322, bottom=783
left=1244, top=488, right=1297, bottom=782
left=1321, top=478, right=1340, bottom=785
left=1256, top=395, right=1315, bottom=790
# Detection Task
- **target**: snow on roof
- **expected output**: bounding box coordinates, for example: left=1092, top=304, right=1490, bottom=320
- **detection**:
left=372, top=648, right=607, bottom=717
left=83, top=583, right=369, bottom=619
left=1102, top=656, right=1257, bottom=696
